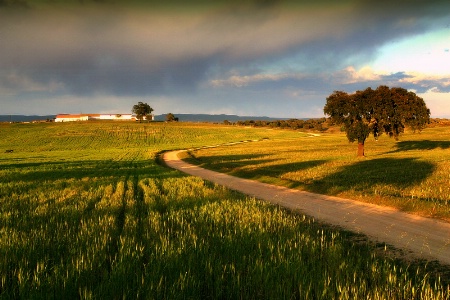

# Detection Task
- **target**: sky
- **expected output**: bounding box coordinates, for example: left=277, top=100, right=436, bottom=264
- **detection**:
left=1, top=0, right=450, bottom=118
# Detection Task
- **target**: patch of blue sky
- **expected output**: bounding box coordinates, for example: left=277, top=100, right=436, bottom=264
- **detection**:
left=373, top=28, right=450, bottom=75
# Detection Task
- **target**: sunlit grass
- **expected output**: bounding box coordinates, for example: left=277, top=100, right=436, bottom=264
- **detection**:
left=187, top=125, right=450, bottom=221
left=0, top=122, right=448, bottom=298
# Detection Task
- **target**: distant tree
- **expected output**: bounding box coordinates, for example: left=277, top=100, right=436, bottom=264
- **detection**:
left=146, top=113, right=154, bottom=121
left=166, top=113, right=178, bottom=122
left=324, top=86, right=430, bottom=156
left=132, top=102, right=154, bottom=123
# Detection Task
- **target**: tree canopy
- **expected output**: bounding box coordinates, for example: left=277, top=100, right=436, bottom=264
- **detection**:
left=324, top=86, right=430, bottom=156
left=132, top=102, right=154, bottom=122
left=166, top=113, right=178, bottom=122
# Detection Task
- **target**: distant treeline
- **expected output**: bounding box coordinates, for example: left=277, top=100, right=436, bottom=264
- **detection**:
left=227, top=117, right=450, bottom=131
left=225, top=118, right=329, bottom=131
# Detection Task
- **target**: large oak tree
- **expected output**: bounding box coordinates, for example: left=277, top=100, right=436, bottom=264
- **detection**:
left=324, top=86, right=430, bottom=156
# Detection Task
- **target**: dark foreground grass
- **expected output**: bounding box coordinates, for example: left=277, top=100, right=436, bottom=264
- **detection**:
left=2, top=175, right=448, bottom=299
left=0, top=122, right=448, bottom=299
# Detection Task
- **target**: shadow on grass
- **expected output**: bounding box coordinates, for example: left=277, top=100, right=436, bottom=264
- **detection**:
left=0, top=159, right=182, bottom=185
left=389, top=140, right=450, bottom=153
left=186, top=153, right=269, bottom=164
left=230, top=160, right=329, bottom=180
left=186, top=153, right=329, bottom=181
left=187, top=153, right=435, bottom=197
left=226, top=157, right=436, bottom=196
left=184, top=153, right=276, bottom=172
left=306, top=158, right=435, bottom=195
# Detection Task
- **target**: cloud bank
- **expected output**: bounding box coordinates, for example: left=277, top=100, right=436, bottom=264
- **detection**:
left=1, top=0, right=449, bottom=117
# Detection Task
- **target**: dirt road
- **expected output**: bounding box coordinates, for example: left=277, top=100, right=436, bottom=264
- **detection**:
left=163, top=150, right=450, bottom=266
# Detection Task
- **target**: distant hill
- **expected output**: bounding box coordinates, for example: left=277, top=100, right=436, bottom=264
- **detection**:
left=154, top=114, right=293, bottom=122
left=0, top=114, right=296, bottom=123
left=0, top=115, right=56, bottom=122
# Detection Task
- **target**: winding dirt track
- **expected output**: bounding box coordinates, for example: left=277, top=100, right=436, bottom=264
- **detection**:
left=163, top=150, right=450, bottom=265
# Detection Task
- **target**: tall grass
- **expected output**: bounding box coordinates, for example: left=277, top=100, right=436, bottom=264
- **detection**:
left=0, top=122, right=448, bottom=298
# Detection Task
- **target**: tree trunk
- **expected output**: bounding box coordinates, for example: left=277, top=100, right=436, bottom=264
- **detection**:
left=357, top=141, right=365, bottom=157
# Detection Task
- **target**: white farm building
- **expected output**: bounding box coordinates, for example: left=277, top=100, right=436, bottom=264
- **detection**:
left=55, top=114, right=140, bottom=122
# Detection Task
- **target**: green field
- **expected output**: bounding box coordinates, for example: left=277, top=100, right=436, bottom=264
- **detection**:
left=186, top=125, right=450, bottom=221
left=0, top=122, right=449, bottom=299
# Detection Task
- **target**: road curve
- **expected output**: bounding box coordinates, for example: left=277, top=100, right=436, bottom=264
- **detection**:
left=163, top=150, right=450, bottom=265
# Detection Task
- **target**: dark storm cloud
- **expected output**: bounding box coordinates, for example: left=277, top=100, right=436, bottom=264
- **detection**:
left=1, top=0, right=449, bottom=116
left=0, top=7, right=219, bottom=97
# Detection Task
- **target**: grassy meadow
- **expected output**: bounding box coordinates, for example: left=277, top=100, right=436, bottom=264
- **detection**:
left=186, top=125, right=450, bottom=221
left=0, top=121, right=449, bottom=299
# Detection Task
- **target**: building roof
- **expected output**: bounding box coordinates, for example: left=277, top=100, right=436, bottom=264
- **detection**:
left=56, top=114, right=96, bottom=118
left=56, top=114, right=134, bottom=118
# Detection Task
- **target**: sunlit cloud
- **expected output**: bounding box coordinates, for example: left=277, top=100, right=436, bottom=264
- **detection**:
left=341, top=66, right=383, bottom=84
left=418, top=89, right=450, bottom=118
left=399, top=72, right=450, bottom=87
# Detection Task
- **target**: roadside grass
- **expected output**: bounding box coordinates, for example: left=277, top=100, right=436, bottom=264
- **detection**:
left=186, top=125, right=450, bottom=221
left=0, top=122, right=448, bottom=298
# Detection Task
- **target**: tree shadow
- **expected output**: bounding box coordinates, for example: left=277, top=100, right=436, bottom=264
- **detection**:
left=0, top=159, right=181, bottom=185
left=211, top=158, right=277, bottom=170
left=231, top=160, right=329, bottom=180
left=306, top=158, right=435, bottom=195
left=187, top=153, right=329, bottom=181
left=184, top=153, right=276, bottom=172
left=187, top=153, right=269, bottom=164
left=389, top=140, right=450, bottom=153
